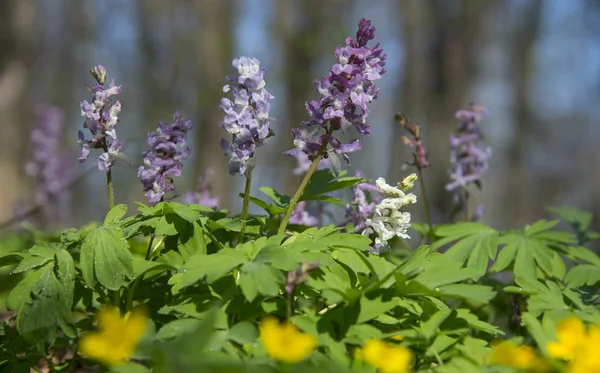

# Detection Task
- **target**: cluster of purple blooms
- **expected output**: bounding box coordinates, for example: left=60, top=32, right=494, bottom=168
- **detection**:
left=220, top=57, right=274, bottom=176
left=138, top=112, right=194, bottom=204
left=182, top=168, right=219, bottom=208
left=78, top=65, right=123, bottom=171
left=446, top=105, right=491, bottom=218
left=345, top=171, right=382, bottom=232
left=25, top=105, right=74, bottom=223
left=284, top=18, right=386, bottom=165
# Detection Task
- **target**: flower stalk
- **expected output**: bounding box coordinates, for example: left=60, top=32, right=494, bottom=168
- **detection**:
left=238, top=172, right=253, bottom=243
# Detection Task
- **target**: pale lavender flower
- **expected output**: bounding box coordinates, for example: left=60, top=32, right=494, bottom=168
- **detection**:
left=446, top=105, right=490, bottom=190
left=446, top=105, right=491, bottom=215
left=77, top=65, right=123, bottom=171
left=284, top=19, right=386, bottom=167
left=25, top=105, right=74, bottom=224
left=138, top=111, right=194, bottom=204
left=220, top=57, right=274, bottom=176
left=182, top=169, right=219, bottom=208
left=293, top=139, right=331, bottom=175
left=289, top=201, right=319, bottom=226
left=344, top=171, right=381, bottom=233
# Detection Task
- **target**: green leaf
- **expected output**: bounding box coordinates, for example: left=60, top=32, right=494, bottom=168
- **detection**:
left=108, top=362, right=151, bottom=373
left=80, top=226, right=134, bottom=290
left=156, top=318, right=203, bottom=340
left=565, top=265, right=600, bottom=287
left=15, top=262, right=73, bottom=344
left=456, top=309, right=503, bottom=335
left=239, top=262, right=284, bottom=302
left=259, top=187, right=290, bottom=207
left=132, top=257, right=175, bottom=279
left=344, top=324, right=383, bottom=344
left=170, top=249, right=247, bottom=292
left=54, top=249, right=75, bottom=307
left=548, top=205, right=593, bottom=234
left=12, top=243, right=56, bottom=274
left=437, top=284, right=496, bottom=304
left=521, top=312, right=550, bottom=351
left=155, top=214, right=188, bottom=236
left=227, top=321, right=257, bottom=345
left=166, top=202, right=203, bottom=222
left=356, top=294, right=397, bottom=323
left=104, top=204, right=128, bottom=225
left=178, top=221, right=207, bottom=258
left=418, top=309, right=453, bottom=340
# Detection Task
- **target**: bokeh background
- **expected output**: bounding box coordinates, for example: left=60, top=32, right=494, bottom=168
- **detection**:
left=1, top=0, right=599, bottom=232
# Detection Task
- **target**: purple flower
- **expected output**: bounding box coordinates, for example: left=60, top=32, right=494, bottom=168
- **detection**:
left=25, top=105, right=74, bottom=224
left=344, top=171, right=381, bottom=232
left=446, top=105, right=491, bottom=215
left=220, top=57, right=273, bottom=176
left=284, top=19, right=386, bottom=166
left=138, top=111, right=194, bottom=204
left=77, top=65, right=123, bottom=171
left=182, top=169, right=220, bottom=208
left=292, top=133, right=331, bottom=175
left=396, top=113, right=430, bottom=169
left=289, top=202, right=319, bottom=226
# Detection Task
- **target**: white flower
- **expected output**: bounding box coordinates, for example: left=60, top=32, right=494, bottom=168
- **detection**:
left=364, top=175, right=418, bottom=248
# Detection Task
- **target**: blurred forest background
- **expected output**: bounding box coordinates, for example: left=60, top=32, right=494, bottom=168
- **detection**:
left=1, top=0, right=600, bottom=233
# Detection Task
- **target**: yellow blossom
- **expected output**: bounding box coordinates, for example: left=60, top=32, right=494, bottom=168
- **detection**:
left=548, top=320, right=600, bottom=373
left=79, top=306, right=148, bottom=366
left=487, top=340, right=547, bottom=371
left=547, top=316, right=587, bottom=361
left=259, top=316, right=317, bottom=363
left=362, top=339, right=412, bottom=373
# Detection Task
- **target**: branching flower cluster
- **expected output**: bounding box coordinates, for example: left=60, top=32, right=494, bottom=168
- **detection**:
left=363, top=174, right=417, bottom=247
left=78, top=65, right=123, bottom=171
left=220, top=57, right=274, bottom=176
left=284, top=18, right=386, bottom=166
left=138, top=112, right=194, bottom=204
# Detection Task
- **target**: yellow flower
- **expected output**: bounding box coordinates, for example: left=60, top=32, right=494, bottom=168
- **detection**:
left=259, top=316, right=318, bottom=363
left=487, top=340, right=547, bottom=371
left=79, top=306, right=148, bottom=366
left=547, top=316, right=587, bottom=361
left=561, top=323, right=600, bottom=373
left=362, top=339, right=412, bottom=373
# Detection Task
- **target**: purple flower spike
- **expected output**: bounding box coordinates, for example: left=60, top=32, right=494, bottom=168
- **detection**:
left=182, top=168, right=220, bottom=208
left=284, top=18, right=386, bottom=168
left=77, top=65, right=123, bottom=171
left=220, top=57, right=273, bottom=176
left=446, top=105, right=491, bottom=217
left=26, top=104, right=75, bottom=224
left=138, top=111, right=194, bottom=204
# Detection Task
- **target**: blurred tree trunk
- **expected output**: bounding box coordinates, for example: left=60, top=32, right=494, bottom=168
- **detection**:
left=0, top=0, right=36, bottom=221
left=393, top=0, right=496, bottom=223
left=194, top=0, right=234, bottom=208
left=506, top=0, right=542, bottom=225
left=274, top=0, right=335, bottom=194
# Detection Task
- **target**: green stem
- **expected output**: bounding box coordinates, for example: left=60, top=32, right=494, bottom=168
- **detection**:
left=238, top=172, right=253, bottom=244
left=106, top=169, right=115, bottom=210
left=417, top=167, right=435, bottom=243
left=94, top=286, right=111, bottom=304
left=113, top=290, right=121, bottom=308
left=145, top=236, right=156, bottom=261
left=286, top=293, right=293, bottom=320
left=278, top=145, right=328, bottom=235
left=204, top=230, right=224, bottom=250
left=463, top=188, right=471, bottom=222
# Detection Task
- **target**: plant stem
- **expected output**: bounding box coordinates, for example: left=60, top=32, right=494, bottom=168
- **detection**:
left=94, top=286, right=111, bottom=304
left=113, top=290, right=121, bottom=308
left=463, top=188, right=471, bottom=222
left=417, top=167, right=435, bottom=243
left=145, top=236, right=155, bottom=261
left=278, top=145, right=328, bottom=235
left=238, top=172, right=253, bottom=244
left=286, top=292, right=293, bottom=320
left=106, top=169, right=115, bottom=210
left=126, top=236, right=157, bottom=312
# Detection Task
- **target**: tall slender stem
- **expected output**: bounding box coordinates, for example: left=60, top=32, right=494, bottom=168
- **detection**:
left=238, top=172, right=253, bottom=244
left=278, top=149, right=326, bottom=235
left=417, top=167, right=435, bottom=243
left=106, top=169, right=115, bottom=210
